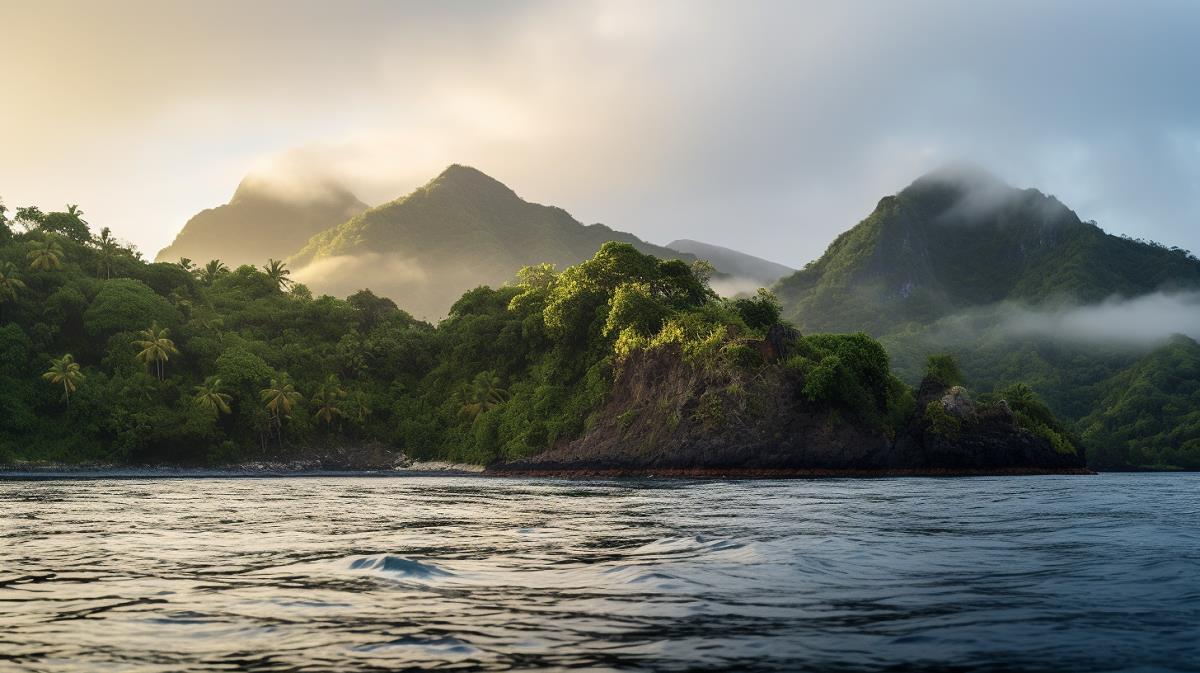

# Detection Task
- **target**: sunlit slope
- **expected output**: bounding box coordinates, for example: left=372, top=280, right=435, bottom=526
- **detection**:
left=157, top=178, right=367, bottom=268
left=289, top=164, right=694, bottom=319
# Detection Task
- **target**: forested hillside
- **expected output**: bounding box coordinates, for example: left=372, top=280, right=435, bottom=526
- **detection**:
left=776, top=166, right=1200, bottom=334
left=286, top=165, right=697, bottom=319
left=0, top=198, right=1082, bottom=471
left=775, top=166, right=1200, bottom=469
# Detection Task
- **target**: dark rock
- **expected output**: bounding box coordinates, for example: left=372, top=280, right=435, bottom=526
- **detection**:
left=500, top=349, right=1087, bottom=476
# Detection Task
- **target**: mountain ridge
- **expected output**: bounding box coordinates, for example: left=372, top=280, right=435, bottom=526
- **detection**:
left=287, top=164, right=698, bottom=319
left=666, top=238, right=795, bottom=291
left=156, top=176, right=367, bottom=268
left=775, top=167, right=1200, bottom=333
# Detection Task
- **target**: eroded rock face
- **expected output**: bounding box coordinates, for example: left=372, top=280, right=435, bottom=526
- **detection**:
left=940, top=386, right=975, bottom=417
left=500, top=350, right=1086, bottom=475
left=887, top=377, right=1084, bottom=472
left=504, top=346, right=892, bottom=473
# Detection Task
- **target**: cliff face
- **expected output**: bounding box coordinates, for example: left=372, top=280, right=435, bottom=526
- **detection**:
left=887, top=380, right=1085, bottom=472
left=499, top=346, right=1087, bottom=476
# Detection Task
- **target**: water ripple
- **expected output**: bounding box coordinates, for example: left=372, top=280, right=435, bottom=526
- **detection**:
left=1, top=473, right=1198, bottom=671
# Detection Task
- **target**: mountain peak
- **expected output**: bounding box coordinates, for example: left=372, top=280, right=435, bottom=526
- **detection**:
left=904, top=162, right=1010, bottom=197
left=425, top=164, right=517, bottom=200
left=156, top=174, right=367, bottom=266
left=231, top=173, right=364, bottom=208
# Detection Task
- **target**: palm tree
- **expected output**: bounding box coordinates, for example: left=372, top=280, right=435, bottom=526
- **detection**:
left=1002, top=383, right=1037, bottom=406
left=263, top=259, right=293, bottom=291
left=95, top=227, right=118, bottom=279
left=42, top=354, right=84, bottom=407
left=27, top=238, right=63, bottom=271
left=193, top=376, right=233, bottom=418
left=261, top=378, right=303, bottom=440
left=200, top=259, right=229, bottom=285
left=346, top=390, right=372, bottom=425
left=460, top=371, right=509, bottom=421
left=311, top=375, right=347, bottom=427
left=177, top=258, right=197, bottom=276
left=65, top=204, right=86, bottom=223
left=0, top=262, right=26, bottom=319
left=132, top=322, right=179, bottom=381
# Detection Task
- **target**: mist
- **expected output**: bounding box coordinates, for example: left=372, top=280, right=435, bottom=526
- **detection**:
left=708, top=276, right=768, bottom=298
left=1000, top=292, right=1200, bottom=345
left=923, top=164, right=1076, bottom=226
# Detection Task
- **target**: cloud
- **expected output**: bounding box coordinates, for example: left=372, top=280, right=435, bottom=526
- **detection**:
left=708, top=276, right=768, bottom=298
left=3, top=0, right=1200, bottom=267
left=1000, top=292, right=1200, bottom=345
left=292, top=253, right=430, bottom=293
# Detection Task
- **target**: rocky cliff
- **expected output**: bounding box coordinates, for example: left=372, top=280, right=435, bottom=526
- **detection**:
left=496, top=344, right=1088, bottom=477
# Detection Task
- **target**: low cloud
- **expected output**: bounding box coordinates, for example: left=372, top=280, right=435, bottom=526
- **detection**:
left=923, top=164, right=1075, bottom=226
left=1000, top=292, right=1200, bottom=345
left=292, top=253, right=431, bottom=295
left=709, top=275, right=767, bottom=298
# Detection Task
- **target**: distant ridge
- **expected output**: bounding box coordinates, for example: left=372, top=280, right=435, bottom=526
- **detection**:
left=156, top=176, right=367, bottom=268
left=667, top=238, right=794, bottom=292
left=288, top=164, right=696, bottom=319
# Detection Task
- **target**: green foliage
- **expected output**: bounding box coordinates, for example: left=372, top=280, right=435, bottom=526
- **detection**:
left=605, top=282, right=668, bottom=338
left=0, top=197, right=1074, bottom=468
left=923, top=400, right=961, bottom=437
left=694, top=391, right=726, bottom=430
left=733, top=288, right=782, bottom=331
left=39, top=208, right=91, bottom=243
left=924, top=353, right=964, bottom=387
left=84, top=279, right=180, bottom=339
left=797, top=333, right=896, bottom=421
left=724, top=343, right=762, bottom=369
left=42, top=354, right=84, bottom=406
left=776, top=172, right=1200, bottom=334
left=1079, top=336, right=1200, bottom=469
left=287, top=165, right=700, bottom=321
left=27, top=237, right=64, bottom=271
left=997, top=383, right=1080, bottom=456
left=773, top=169, right=1200, bottom=468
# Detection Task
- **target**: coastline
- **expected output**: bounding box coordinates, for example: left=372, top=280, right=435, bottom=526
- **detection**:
left=487, top=466, right=1098, bottom=479
left=0, top=463, right=1100, bottom=480
left=0, top=460, right=485, bottom=480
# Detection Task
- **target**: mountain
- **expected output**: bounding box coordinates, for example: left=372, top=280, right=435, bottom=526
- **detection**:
left=288, top=164, right=695, bottom=319
left=1080, top=334, right=1200, bottom=469
left=775, top=165, right=1200, bottom=333
left=156, top=177, right=368, bottom=268
left=666, top=239, right=795, bottom=293
left=772, top=164, right=1200, bottom=469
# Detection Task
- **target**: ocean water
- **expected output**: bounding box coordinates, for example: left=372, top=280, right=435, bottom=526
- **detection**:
left=1, top=473, right=1198, bottom=672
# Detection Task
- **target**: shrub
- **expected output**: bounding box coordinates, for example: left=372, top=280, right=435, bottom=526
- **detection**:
left=924, top=400, right=961, bottom=437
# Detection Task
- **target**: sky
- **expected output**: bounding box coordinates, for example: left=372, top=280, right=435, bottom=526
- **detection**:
left=2, top=0, right=1199, bottom=267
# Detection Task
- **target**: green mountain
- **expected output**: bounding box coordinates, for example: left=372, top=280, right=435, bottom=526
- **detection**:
left=773, top=165, right=1200, bottom=469
left=156, top=177, right=367, bottom=268
left=1080, top=334, right=1200, bottom=469
left=288, top=164, right=695, bottom=319
left=667, top=238, right=795, bottom=292
left=775, top=165, right=1200, bottom=333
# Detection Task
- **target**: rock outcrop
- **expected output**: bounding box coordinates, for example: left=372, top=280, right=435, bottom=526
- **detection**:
left=496, top=347, right=1088, bottom=477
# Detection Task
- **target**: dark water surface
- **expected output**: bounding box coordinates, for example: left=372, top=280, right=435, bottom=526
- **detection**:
left=1, top=474, right=1198, bottom=672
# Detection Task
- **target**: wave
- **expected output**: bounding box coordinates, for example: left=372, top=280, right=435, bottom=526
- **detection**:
left=348, top=555, right=454, bottom=579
